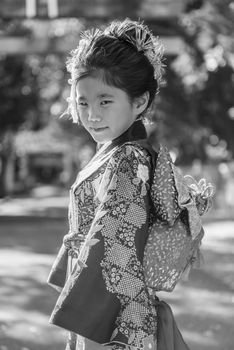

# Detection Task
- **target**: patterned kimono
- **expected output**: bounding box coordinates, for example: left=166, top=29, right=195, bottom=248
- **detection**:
left=48, top=121, right=200, bottom=350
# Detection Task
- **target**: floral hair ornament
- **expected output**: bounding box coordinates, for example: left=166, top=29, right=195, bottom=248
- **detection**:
left=105, top=19, right=165, bottom=85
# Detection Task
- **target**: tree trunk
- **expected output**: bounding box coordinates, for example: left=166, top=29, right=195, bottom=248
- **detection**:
left=0, top=155, right=7, bottom=198
left=0, top=131, right=15, bottom=198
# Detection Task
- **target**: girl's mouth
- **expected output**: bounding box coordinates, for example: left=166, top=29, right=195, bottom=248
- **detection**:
left=90, top=127, right=108, bottom=132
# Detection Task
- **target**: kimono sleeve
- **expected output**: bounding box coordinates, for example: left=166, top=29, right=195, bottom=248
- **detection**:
left=47, top=190, right=81, bottom=292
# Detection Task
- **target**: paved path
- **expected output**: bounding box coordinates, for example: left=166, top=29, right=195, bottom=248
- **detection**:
left=0, top=195, right=69, bottom=218
left=160, top=220, right=234, bottom=350
left=0, top=218, right=233, bottom=350
left=0, top=218, right=67, bottom=350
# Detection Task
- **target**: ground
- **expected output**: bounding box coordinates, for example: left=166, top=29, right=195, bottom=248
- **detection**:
left=0, top=203, right=233, bottom=349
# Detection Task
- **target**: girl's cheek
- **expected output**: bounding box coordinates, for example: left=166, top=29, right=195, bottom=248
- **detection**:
left=79, top=110, right=86, bottom=121
left=78, top=113, right=86, bottom=126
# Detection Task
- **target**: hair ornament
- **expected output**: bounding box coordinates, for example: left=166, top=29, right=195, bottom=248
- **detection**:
left=67, top=28, right=102, bottom=81
left=127, top=31, right=165, bottom=83
left=105, top=19, right=165, bottom=84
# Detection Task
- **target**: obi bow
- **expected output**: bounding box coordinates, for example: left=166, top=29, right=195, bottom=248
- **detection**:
left=143, top=145, right=214, bottom=292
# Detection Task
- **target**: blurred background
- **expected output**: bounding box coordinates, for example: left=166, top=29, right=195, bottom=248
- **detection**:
left=0, top=1, right=233, bottom=350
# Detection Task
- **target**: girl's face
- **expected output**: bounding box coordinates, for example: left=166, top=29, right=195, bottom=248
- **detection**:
left=76, top=76, right=139, bottom=143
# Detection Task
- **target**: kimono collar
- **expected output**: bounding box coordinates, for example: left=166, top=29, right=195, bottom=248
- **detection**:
left=96, top=119, right=148, bottom=152
left=110, top=119, right=147, bottom=148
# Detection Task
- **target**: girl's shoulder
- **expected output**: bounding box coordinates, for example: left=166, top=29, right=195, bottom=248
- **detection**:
left=111, top=140, right=157, bottom=166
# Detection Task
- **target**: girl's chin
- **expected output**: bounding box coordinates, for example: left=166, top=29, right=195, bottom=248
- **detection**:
left=88, top=127, right=112, bottom=142
left=92, top=136, right=111, bottom=143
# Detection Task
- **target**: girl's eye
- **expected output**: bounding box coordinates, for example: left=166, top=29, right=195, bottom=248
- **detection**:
left=78, top=102, right=88, bottom=107
left=100, top=100, right=112, bottom=106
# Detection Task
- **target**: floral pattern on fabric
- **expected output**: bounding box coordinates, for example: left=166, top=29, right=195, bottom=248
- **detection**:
left=98, top=145, right=157, bottom=348
left=50, top=143, right=157, bottom=350
left=48, top=134, right=212, bottom=350
left=143, top=145, right=208, bottom=293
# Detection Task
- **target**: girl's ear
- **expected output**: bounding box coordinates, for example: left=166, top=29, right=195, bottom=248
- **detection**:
left=133, top=91, right=150, bottom=116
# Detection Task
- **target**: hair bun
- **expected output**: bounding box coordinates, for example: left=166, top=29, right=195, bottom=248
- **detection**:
left=104, top=18, right=165, bottom=82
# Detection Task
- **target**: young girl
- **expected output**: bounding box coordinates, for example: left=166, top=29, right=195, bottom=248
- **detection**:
left=47, top=19, right=214, bottom=350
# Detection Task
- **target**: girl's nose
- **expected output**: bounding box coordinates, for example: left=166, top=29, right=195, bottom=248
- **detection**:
left=88, top=107, right=101, bottom=122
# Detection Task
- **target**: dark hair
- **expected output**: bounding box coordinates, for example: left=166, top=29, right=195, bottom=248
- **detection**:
left=66, top=19, right=164, bottom=122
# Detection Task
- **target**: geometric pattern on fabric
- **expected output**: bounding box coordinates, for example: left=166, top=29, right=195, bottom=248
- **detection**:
left=107, top=243, right=133, bottom=269
left=121, top=301, right=152, bottom=327
left=125, top=202, right=147, bottom=228
left=49, top=134, right=209, bottom=350
left=98, top=144, right=157, bottom=349
left=52, top=142, right=158, bottom=350
left=115, top=273, right=144, bottom=298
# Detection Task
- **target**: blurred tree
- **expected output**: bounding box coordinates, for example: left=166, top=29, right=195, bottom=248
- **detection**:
left=160, top=0, right=234, bottom=163
left=1, top=0, right=234, bottom=196
left=185, top=0, right=204, bottom=12
left=0, top=21, right=40, bottom=196
left=0, top=54, right=41, bottom=197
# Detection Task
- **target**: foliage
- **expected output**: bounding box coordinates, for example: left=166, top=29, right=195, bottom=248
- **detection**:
left=0, top=56, right=39, bottom=132
left=161, top=0, right=234, bottom=163
left=1, top=2, right=234, bottom=196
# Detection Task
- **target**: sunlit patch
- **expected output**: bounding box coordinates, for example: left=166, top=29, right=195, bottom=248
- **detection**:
left=157, top=222, right=234, bottom=350
left=182, top=329, right=218, bottom=347
left=0, top=249, right=65, bottom=348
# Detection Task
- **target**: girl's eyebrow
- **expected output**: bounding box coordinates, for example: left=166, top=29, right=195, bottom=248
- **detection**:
left=77, top=96, right=87, bottom=101
left=97, top=93, right=114, bottom=98
left=77, top=93, right=114, bottom=101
